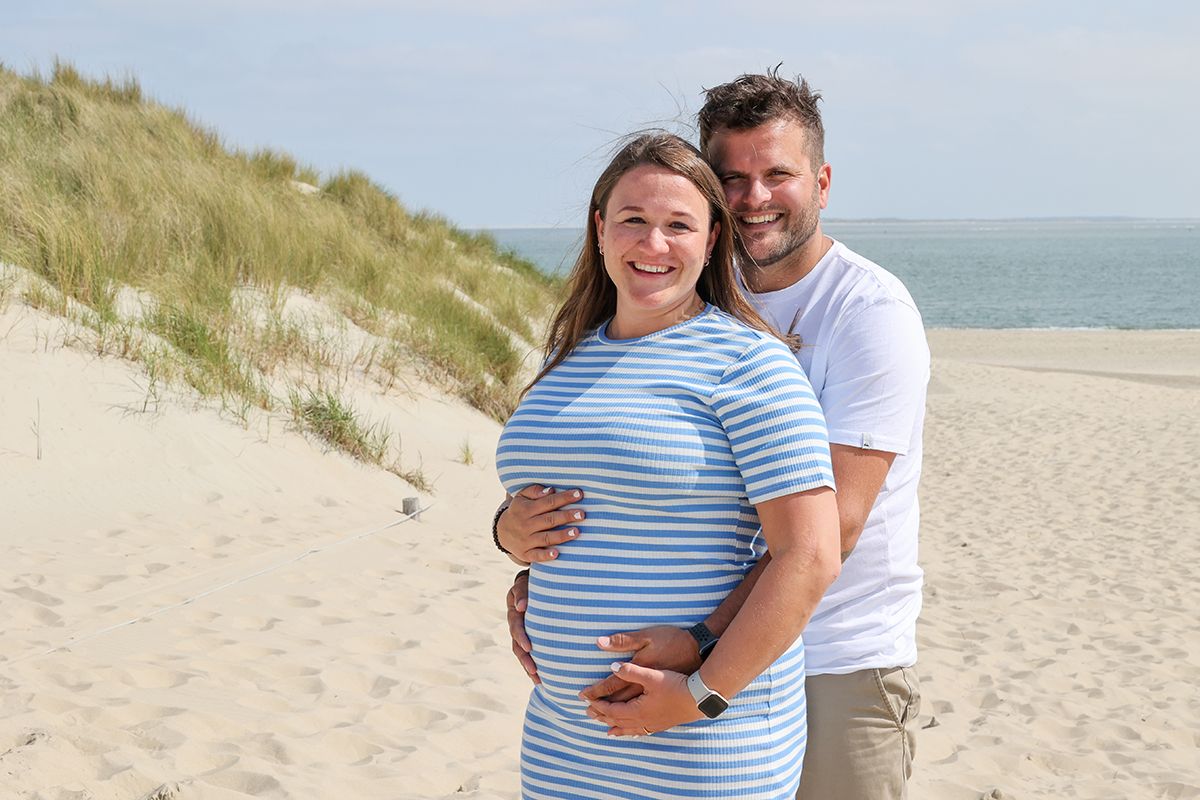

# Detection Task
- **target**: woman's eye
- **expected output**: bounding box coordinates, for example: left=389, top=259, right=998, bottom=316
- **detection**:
left=622, top=216, right=645, bottom=224
left=670, top=221, right=693, bottom=231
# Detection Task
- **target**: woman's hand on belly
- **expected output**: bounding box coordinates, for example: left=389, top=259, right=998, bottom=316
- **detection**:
left=584, top=662, right=703, bottom=735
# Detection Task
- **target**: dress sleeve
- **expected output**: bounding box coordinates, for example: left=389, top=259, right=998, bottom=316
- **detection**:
left=821, top=297, right=929, bottom=455
left=710, top=337, right=836, bottom=505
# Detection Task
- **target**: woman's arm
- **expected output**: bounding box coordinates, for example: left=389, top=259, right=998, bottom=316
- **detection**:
left=585, top=485, right=840, bottom=734
left=699, top=486, right=839, bottom=697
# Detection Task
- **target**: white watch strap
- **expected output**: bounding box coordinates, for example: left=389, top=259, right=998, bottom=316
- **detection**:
left=686, top=670, right=711, bottom=704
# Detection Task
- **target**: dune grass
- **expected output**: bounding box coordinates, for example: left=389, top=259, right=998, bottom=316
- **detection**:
left=0, top=61, right=561, bottom=479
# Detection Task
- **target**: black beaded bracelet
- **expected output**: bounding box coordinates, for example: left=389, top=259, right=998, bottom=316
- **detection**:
left=492, top=501, right=513, bottom=554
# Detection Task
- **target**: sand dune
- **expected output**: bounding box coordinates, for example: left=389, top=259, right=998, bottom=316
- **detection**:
left=2, top=307, right=1197, bottom=799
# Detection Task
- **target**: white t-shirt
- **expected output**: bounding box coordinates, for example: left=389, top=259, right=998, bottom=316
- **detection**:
left=749, top=239, right=929, bottom=675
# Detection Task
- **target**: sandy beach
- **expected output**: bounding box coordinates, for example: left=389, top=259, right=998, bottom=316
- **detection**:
left=2, top=306, right=1198, bottom=799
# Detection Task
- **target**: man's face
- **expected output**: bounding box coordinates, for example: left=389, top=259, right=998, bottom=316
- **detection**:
left=708, top=119, right=830, bottom=269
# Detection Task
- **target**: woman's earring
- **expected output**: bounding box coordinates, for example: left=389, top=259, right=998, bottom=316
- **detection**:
left=598, top=242, right=604, bottom=256
left=703, top=253, right=711, bottom=266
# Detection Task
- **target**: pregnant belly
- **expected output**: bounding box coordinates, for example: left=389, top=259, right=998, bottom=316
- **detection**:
left=523, top=565, right=730, bottom=715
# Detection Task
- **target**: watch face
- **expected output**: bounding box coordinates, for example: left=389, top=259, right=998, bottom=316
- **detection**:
left=698, top=693, right=729, bottom=719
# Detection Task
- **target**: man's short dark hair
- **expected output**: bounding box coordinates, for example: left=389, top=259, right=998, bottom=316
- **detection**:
left=698, top=67, right=825, bottom=168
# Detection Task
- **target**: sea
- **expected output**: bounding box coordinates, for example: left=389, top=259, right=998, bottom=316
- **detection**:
left=481, top=219, right=1199, bottom=329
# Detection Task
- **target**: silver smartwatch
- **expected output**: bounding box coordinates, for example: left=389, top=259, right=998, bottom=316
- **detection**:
left=686, top=671, right=730, bottom=719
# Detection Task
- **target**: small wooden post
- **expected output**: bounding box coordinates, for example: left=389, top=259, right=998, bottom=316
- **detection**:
left=402, top=497, right=420, bottom=519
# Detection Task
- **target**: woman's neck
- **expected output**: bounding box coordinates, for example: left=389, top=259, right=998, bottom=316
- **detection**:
left=607, top=294, right=706, bottom=340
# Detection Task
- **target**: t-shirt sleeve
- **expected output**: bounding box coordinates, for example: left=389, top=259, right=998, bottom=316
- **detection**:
left=711, top=337, right=836, bottom=505
left=821, top=297, right=930, bottom=455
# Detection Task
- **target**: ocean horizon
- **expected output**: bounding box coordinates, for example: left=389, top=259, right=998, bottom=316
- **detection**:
left=479, top=218, right=1199, bottom=330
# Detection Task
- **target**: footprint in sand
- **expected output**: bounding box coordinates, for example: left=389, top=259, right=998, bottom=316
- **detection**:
left=6, top=586, right=63, bottom=606
left=392, top=704, right=449, bottom=729
left=422, top=559, right=468, bottom=575
left=339, top=634, right=411, bottom=655
left=239, top=693, right=295, bottom=713
left=14, top=605, right=64, bottom=628
left=272, top=675, right=327, bottom=696
left=244, top=733, right=294, bottom=766
left=315, top=729, right=385, bottom=765
left=226, top=615, right=284, bottom=632
left=119, top=665, right=193, bottom=690
left=453, top=689, right=508, bottom=713
left=201, top=769, right=283, bottom=795
left=174, top=743, right=239, bottom=775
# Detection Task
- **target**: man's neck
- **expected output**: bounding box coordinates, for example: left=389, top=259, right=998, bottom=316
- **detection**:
left=744, top=229, right=834, bottom=294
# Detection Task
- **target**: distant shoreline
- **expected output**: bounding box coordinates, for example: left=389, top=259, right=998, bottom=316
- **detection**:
left=478, top=221, right=1200, bottom=330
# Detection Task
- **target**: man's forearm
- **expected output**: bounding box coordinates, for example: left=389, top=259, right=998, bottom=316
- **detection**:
left=703, top=554, right=770, bottom=637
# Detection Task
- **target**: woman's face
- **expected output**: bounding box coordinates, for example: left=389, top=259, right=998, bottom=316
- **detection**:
left=595, top=165, right=719, bottom=338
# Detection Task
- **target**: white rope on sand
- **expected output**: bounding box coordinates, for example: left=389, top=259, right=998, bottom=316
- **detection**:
left=3, top=502, right=433, bottom=666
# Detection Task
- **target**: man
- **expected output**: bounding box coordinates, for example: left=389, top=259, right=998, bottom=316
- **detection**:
left=497, top=69, right=929, bottom=800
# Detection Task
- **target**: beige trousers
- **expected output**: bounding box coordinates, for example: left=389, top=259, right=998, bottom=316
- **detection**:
left=796, top=666, right=921, bottom=800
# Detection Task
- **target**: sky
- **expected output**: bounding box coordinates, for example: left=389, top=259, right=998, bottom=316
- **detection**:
left=2, top=1, right=1198, bottom=228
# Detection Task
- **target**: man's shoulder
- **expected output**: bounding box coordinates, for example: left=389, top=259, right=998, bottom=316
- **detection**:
left=821, top=240, right=921, bottom=316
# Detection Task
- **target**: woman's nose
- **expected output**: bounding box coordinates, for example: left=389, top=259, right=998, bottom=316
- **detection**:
left=642, top=226, right=669, bottom=253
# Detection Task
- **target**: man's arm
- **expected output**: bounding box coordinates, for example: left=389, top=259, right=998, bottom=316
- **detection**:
left=828, top=443, right=895, bottom=561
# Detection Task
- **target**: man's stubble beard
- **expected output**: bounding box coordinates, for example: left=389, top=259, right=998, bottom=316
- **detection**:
left=741, top=186, right=821, bottom=271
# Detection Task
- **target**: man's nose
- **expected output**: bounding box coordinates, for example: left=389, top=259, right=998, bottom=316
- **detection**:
left=746, top=178, right=771, bottom=207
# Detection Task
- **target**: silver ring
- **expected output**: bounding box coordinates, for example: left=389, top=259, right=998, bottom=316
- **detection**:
left=641, top=726, right=651, bottom=735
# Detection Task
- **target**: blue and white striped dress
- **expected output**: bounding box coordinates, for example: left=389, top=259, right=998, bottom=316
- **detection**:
left=496, top=306, right=834, bottom=800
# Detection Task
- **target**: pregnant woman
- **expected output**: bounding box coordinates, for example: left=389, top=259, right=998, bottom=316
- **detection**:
left=496, top=132, right=840, bottom=799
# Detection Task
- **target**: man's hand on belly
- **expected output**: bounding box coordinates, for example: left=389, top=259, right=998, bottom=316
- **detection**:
left=506, top=570, right=538, bottom=684
left=578, top=626, right=702, bottom=702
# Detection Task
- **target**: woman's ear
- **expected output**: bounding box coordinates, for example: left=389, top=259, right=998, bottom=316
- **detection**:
left=705, top=221, right=720, bottom=263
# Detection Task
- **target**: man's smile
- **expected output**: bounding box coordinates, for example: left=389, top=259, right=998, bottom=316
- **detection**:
left=739, top=212, right=783, bottom=227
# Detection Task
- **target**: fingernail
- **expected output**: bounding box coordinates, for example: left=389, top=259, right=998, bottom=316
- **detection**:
left=566, top=529, right=577, bottom=538
left=516, top=600, right=526, bottom=611
left=597, top=636, right=610, bottom=647
left=572, top=490, right=581, bottom=499
left=610, top=662, right=622, bottom=673
left=573, top=511, right=583, bottom=520
left=549, top=550, right=558, bottom=558
left=541, top=486, right=554, bottom=495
